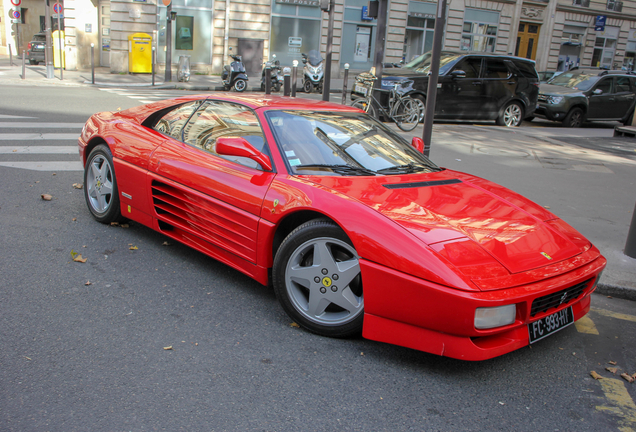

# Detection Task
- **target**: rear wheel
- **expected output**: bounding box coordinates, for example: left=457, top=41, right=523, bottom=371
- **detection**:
left=274, top=82, right=282, bottom=92
left=391, top=97, right=422, bottom=131
left=29, top=59, right=38, bottom=65
left=234, top=79, right=247, bottom=92
left=412, top=96, right=426, bottom=123
left=562, top=107, right=584, bottom=128
left=497, top=101, right=524, bottom=127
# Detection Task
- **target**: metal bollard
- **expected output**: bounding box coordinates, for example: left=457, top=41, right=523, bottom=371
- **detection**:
left=265, top=63, right=272, bottom=95
left=22, top=51, right=26, bottom=79
left=283, top=67, right=291, bottom=96
left=152, top=47, right=156, bottom=86
left=91, top=44, right=95, bottom=84
left=9, top=44, right=13, bottom=66
left=625, top=200, right=636, bottom=258
left=342, top=63, right=350, bottom=105
left=292, top=60, right=298, bottom=98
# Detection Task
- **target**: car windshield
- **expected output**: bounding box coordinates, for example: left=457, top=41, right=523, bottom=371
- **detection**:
left=266, top=111, right=441, bottom=176
left=402, top=52, right=462, bottom=74
left=33, top=34, right=46, bottom=42
left=548, top=71, right=600, bottom=91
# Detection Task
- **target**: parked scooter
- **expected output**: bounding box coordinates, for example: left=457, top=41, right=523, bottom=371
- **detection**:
left=222, top=47, right=248, bottom=92
left=260, top=54, right=283, bottom=92
left=301, top=50, right=324, bottom=93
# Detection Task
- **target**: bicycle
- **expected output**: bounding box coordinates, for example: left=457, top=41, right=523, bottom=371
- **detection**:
left=350, top=72, right=423, bottom=132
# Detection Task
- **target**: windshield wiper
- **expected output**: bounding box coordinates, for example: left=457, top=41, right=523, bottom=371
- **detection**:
left=375, top=163, right=434, bottom=174
left=294, top=164, right=376, bottom=176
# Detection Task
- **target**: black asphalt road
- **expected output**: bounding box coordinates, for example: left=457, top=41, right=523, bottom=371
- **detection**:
left=1, top=86, right=635, bottom=431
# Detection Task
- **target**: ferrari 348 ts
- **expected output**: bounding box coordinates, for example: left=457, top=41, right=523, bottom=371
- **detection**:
left=79, top=94, right=606, bottom=361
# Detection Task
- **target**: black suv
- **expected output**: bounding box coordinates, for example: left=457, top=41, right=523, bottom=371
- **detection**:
left=534, top=69, right=636, bottom=127
left=27, top=33, right=46, bottom=65
left=351, top=51, right=539, bottom=127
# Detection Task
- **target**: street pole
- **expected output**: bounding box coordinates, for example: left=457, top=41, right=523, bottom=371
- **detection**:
left=91, top=43, right=95, bottom=84
left=625, top=200, right=636, bottom=258
left=292, top=60, right=298, bottom=97
left=9, top=44, right=13, bottom=66
left=152, top=47, right=156, bottom=86
left=371, top=0, right=388, bottom=112
left=44, top=0, right=54, bottom=79
left=22, top=51, right=26, bottom=79
left=421, top=0, right=447, bottom=157
left=342, top=63, right=349, bottom=105
left=322, top=0, right=335, bottom=101
left=57, top=12, right=63, bottom=80
left=165, top=2, right=173, bottom=82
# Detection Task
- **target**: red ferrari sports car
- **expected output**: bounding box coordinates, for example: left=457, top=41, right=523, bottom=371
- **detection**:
left=79, top=94, right=606, bottom=361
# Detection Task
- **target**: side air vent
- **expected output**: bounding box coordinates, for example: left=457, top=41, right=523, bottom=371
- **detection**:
left=383, top=179, right=462, bottom=189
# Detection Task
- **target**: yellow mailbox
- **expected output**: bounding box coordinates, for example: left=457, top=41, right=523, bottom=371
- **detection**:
left=52, top=30, right=65, bottom=69
left=128, top=33, right=152, bottom=73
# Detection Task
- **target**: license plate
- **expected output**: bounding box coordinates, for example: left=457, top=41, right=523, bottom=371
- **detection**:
left=528, top=307, right=574, bottom=344
left=354, top=84, right=367, bottom=96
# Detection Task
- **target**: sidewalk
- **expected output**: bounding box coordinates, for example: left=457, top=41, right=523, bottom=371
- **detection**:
left=1, top=54, right=635, bottom=300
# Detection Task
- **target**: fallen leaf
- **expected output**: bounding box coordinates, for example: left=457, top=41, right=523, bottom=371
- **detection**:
left=621, top=373, right=634, bottom=383
left=41, top=194, right=52, bottom=201
left=590, top=371, right=603, bottom=380
left=121, top=224, right=129, bottom=228
left=163, top=346, right=173, bottom=350
left=162, top=241, right=171, bottom=246
left=72, top=217, right=77, bottom=221
left=73, top=254, right=87, bottom=263
left=609, top=361, right=617, bottom=365
left=52, top=173, right=56, bottom=176
left=606, top=367, right=618, bottom=374
left=544, top=205, right=550, bottom=209
left=24, top=356, right=31, bottom=360
left=35, top=181, right=40, bottom=183
left=360, top=352, right=365, bottom=356
left=290, top=322, right=300, bottom=328
left=72, top=183, right=83, bottom=189
left=129, top=246, right=138, bottom=250
left=85, top=281, right=92, bottom=286
left=110, top=222, right=119, bottom=226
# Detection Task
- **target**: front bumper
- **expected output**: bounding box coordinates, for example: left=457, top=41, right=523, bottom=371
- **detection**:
left=361, top=250, right=606, bottom=361
left=534, top=102, right=569, bottom=121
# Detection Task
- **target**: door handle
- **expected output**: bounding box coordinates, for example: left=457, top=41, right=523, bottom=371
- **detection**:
left=472, top=81, right=482, bottom=85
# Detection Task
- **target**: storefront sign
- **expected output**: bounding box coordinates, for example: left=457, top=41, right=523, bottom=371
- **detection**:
left=361, top=6, right=373, bottom=21
left=288, top=37, right=302, bottom=47
left=275, top=0, right=320, bottom=6
left=595, top=15, right=606, bottom=32
left=409, top=12, right=435, bottom=19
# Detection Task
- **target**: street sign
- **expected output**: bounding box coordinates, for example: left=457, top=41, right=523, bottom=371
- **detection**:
left=53, top=3, right=63, bottom=14
left=10, top=8, right=21, bottom=20
left=10, top=0, right=22, bottom=6
left=595, top=15, right=607, bottom=32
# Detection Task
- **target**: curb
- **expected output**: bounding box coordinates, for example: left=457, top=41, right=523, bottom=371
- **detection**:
left=596, top=283, right=636, bottom=302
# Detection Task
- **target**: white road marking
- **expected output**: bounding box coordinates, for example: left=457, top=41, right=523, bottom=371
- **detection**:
left=0, top=133, right=79, bottom=140
left=0, top=146, right=78, bottom=154
left=0, top=161, right=83, bottom=171
left=0, top=114, right=38, bottom=119
left=0, top=123, right=84, bottom=128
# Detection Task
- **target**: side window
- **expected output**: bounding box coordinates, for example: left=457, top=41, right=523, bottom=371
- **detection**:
left=153, top=101, right=202, bottom=141
left=183, top=101, right=266, bottom=169
left=452, top=57, right=482, bottom=78
left=595, top=78, right=613, bottom=94
left=616, top=76, right=631, bottom=93
left=512, top=60, right=539, bottom=79
left=483, top=59, right=511, bottom=79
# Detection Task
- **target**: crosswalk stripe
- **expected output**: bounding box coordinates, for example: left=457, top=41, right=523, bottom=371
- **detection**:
left=0, top=146, right=78, bottom=154
left=0, top=114, right=37, bottom=119
left=0, top=133, right=78, bottom=140
left=0, top=123, right=84, bottom=129
left=0, top=161, right=83, bottom=171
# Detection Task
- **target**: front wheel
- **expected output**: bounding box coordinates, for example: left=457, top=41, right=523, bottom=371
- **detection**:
left=391, top=97, right=422, bottom=132
left=562, top=107, right=584, bottom=128
left=497, top=101, right=524, bottom=127
left=233, top=79, right=247, bottom=92
left=351, top=98, right=377, bottom=119
left=273, top=219, right=364, bottom=338
left=84, top=144, right=124, bottom=224
left=303, top=80, right=313, bottom=93
left=274, top=82, right=282, bottom=92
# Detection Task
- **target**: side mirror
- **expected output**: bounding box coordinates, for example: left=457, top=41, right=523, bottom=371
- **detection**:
left=593, top=88, right=603, bottom=95
left=411, top=137, right=424, bottom=153
left=450, top=70, right=466, bottom=79
left=216, top=137, right=273, bottom=171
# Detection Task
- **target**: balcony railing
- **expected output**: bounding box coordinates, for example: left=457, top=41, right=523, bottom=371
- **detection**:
left=607, top=1, right=623, bottom=11
left=572, top=0, right=590, bottom=7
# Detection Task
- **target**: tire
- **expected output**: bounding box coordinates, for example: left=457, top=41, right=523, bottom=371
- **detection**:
left=29, top=59, right=37, bottom=65
left=84, top=144, right=124, bottom=224
left=260, top=82, right=265, bottom=91
left=303, top=80, right=313, bottom=93
left=412, top=96, right=426, bottom=123
left=562, top=107, right=584, bottom=128
left=351, top=98, right=377, bottom=119
left=497, top=101, right=524, bottom=127
left=391, top=97, right=422, bottom=132
left=272, top=219, right=364, bottom=338
left=233, top=79, right=247, bottom=92
left=274, top=82, right=282, bottom=92
left=525, top=116, right=535, bottom=122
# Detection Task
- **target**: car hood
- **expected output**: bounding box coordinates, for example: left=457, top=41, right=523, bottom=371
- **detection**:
left=305, top=170, right=584, bottom=274
left=539, top=83, right=583, bottom=96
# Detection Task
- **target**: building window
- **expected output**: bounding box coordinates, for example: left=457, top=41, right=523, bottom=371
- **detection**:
left=461, top=9, right=499, bottom=52
left=271, top=0, right=322, bottom=68
left=592, top=32, right=617, bottom=69
left=341, top=0, right=377, bottom=69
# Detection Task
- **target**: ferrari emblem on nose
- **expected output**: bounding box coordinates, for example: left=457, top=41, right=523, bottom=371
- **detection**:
left=541, top=252, right=553, bottom=260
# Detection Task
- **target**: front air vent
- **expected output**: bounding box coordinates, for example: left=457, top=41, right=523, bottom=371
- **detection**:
left=383, top=179, right=462, bottom=189
left=530, top=278, right=593, bottom=317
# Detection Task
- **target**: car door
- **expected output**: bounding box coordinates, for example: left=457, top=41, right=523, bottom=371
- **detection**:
left=437, top=56, right=484, bottom=118
left=148, top=100, right=276, bottom=267
left=481, top=58, right=516, bottom=118
left=587, top=77, right=617, bottom=119
left=612, top=76, right=636, bottom=119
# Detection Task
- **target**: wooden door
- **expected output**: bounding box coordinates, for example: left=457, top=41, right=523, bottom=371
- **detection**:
left=515, top=23, right=541, bottom=60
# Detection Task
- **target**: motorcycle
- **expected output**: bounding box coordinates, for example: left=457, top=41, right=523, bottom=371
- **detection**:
left=222, top=47, right=248, bottom=92
left=260, top=54, right=283, bottom=92
left=301, top=50, right=324, bottom=93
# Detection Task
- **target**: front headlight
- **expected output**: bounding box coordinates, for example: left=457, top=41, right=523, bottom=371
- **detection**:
left=547, top=96, right=564, bottom=104
left=317, top=64, right=323, bottom=73
left=475, top=305, right=516, bottom=329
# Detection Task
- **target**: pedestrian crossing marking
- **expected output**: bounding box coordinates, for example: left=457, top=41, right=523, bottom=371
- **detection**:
left=0, top=123, right=84, bottom=128
left=0, top=161, right=82, bottom=171
left=0, top=146, right=78, bottom=154
left=0, top=133, right=79, bottom=140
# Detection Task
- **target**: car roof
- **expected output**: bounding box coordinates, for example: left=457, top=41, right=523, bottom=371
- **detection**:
left=568, top=68, right=635, bottom=77
left=440, top=50, right=536, bottom=63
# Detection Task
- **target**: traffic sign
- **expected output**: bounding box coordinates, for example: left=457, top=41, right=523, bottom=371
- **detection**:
left=53, top=3, right=62, bottom=13
left=595, top=15, right=607, bottom=32
left=10, top=0, right=22, bottom=6
left=11, top=8, right=21, bottom=20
